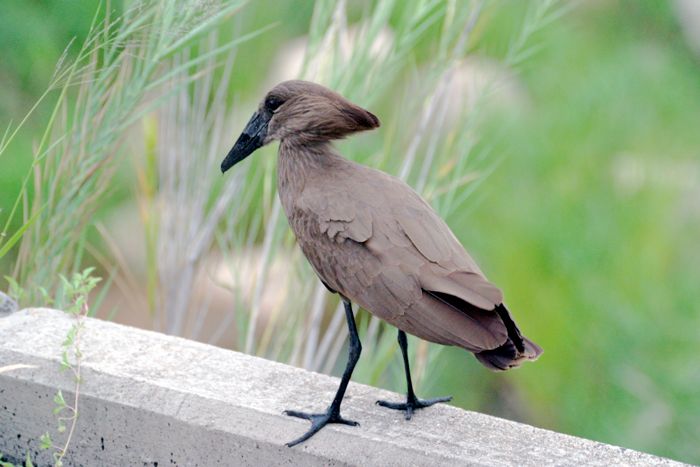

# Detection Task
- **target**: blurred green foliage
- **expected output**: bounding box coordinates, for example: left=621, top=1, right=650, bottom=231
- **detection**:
left=1, top=0, right=698, bottom=463
left=453, top=1, right=700, bottom=462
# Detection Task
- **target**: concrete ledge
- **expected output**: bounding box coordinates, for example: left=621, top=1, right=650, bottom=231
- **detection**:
left=0, top=308, right=684, bottom=466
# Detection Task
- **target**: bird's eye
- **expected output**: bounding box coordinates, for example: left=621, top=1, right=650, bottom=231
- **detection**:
left=265, top=95, right=284, bottom=112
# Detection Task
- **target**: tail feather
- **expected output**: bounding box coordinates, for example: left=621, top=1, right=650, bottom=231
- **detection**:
left=474, top=304, right=543, bottom=371
left=475, top=336, right=542, bottom=371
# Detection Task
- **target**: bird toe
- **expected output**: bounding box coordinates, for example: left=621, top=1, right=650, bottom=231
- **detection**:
left=376, top=394, right=452, bottom=419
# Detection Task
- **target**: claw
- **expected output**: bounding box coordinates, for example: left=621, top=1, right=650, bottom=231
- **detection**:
left=376, top=395, right=452, bottom=420
left=284, top=409, right=359, bottom=447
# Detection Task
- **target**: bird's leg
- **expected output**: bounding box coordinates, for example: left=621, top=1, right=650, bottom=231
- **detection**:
left=376, top=330, right=452, bottom=420
left=284, top=299, right=362, bottom=447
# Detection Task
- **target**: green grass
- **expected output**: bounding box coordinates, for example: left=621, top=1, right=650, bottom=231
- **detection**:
left=449, top=2, right=700, bottom=462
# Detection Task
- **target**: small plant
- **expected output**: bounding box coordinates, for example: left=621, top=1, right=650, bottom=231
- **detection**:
left=0, top=451, right=33, bottom=467
left=39, top=268, right=100, bottom=467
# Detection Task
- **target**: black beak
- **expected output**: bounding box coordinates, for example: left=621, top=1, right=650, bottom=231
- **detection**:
left=221, top=110, right=269, bottom=173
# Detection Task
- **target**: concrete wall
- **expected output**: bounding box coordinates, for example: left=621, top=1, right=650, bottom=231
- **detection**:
left=0, top=308, right=686, bottom=466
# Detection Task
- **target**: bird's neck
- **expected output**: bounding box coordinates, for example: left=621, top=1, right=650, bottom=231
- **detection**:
left=277, top=139, right=342, bottom=207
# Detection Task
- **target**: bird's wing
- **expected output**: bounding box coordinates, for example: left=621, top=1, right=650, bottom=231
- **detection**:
left=392, top=202, right=503, bottom=310
left=295, top=167, right=507, bottom=350
left=298, top=165, right=503, bottom=310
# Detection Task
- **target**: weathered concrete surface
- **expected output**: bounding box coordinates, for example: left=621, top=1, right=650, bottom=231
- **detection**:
left=0, top=308, right=686, bottom=466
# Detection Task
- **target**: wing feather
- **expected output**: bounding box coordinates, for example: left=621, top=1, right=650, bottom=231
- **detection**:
left=293, top=164, right=508, bottom=351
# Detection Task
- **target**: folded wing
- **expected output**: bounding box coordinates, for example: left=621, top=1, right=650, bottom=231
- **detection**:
left=295, top=164, right=541, bottom=365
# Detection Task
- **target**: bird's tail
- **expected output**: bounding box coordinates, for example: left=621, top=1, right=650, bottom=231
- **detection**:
left=474, top=304, right=543, bottom=371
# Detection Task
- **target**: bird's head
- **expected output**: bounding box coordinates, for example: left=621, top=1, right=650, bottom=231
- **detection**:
left=221, top=80, right=380, bottom=173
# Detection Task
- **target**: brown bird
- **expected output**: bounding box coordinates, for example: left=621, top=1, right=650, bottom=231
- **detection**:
left=221, top=80, right=542, bottom=447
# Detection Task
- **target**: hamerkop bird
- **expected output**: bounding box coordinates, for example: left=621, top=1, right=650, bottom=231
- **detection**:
left=221, top=80, right=542, bottom=447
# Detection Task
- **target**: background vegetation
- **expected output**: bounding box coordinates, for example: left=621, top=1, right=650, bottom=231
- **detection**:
left=1, top=0, right=698, bottom=464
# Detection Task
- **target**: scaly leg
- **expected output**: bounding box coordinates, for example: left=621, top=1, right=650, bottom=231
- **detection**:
left=284, top=299, right=362, bottom=447
left=376, top=330, right=452, bottom=420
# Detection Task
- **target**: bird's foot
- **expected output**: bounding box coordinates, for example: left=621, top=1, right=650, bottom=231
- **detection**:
left=283, top=408, right=359, bottom=447
left=376, top=394, right=452, bottom=420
